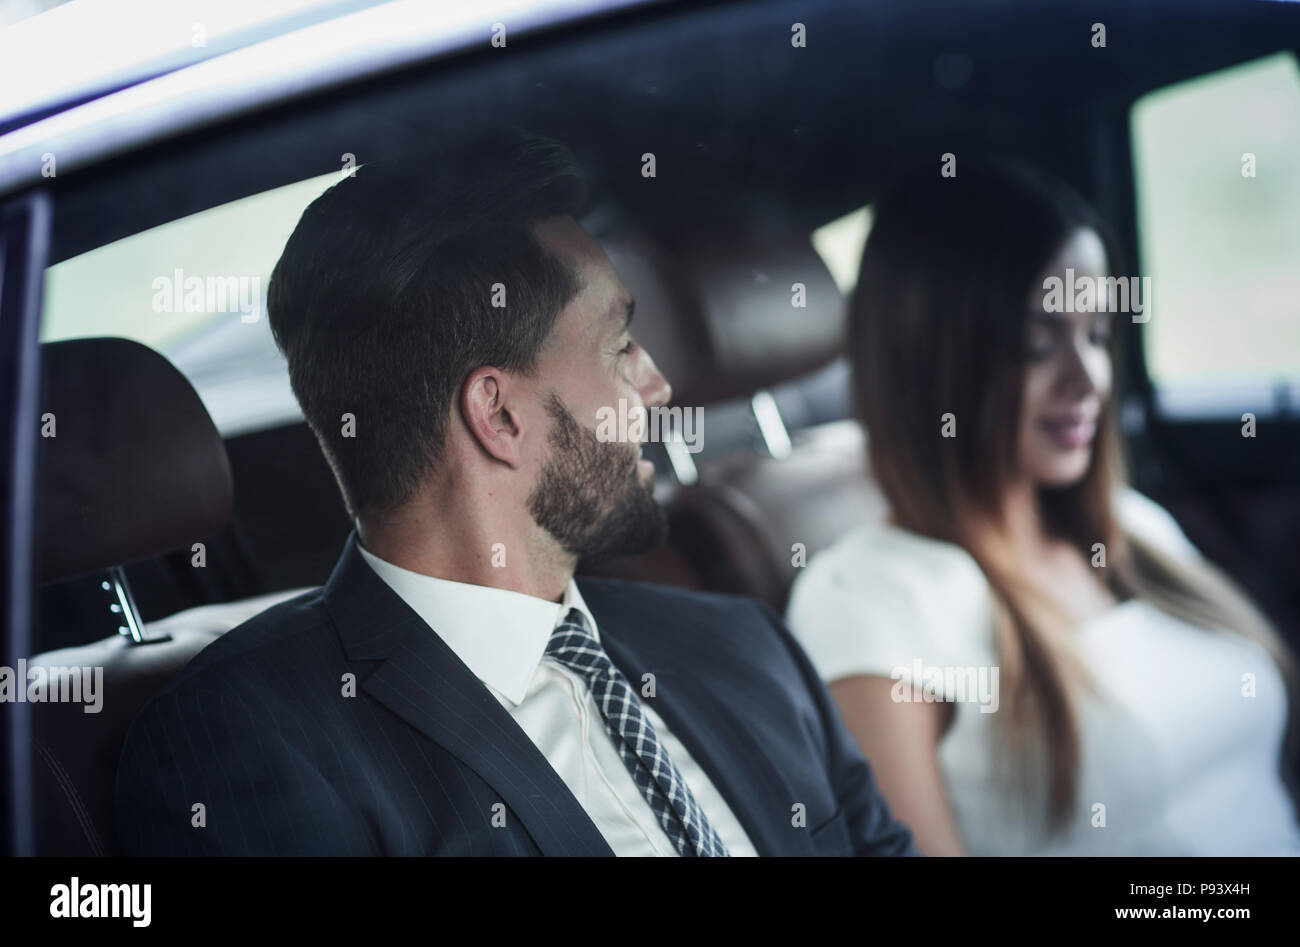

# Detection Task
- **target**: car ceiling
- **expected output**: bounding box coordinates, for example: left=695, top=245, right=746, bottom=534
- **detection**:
left=36, top=0, right=1300, bottom=264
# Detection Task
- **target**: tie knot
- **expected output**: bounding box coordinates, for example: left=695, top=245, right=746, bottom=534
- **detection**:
left=555, top=606, right=592, bottom=637
left=546, top=608, right=611, bottom=682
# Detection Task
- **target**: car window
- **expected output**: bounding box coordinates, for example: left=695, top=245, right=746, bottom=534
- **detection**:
left=812, top=204, right=873, bottom=295
left=1131, top=51, right=1300, bottom=418
left=41, top=170, right=340, bottom=435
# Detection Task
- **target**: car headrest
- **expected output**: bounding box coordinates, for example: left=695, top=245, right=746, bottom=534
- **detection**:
left=600, top=226, right=844, bottom=406
left=600, top=231, right=714, bottom=406
left=34, top=337, right=233, bottom=587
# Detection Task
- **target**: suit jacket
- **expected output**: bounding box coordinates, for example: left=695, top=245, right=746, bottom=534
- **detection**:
left=114, top=531, right=917, bottom=856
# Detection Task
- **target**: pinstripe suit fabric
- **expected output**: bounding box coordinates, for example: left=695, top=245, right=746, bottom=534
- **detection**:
left=114, top=531, right=916, bottom=856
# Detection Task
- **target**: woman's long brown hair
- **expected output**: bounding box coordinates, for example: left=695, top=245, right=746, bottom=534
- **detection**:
left=849, top=160, right=1300, bottom=832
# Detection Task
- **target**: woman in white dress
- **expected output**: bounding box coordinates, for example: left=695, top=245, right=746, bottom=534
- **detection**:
left=786, top=162, right=1300, bottom=856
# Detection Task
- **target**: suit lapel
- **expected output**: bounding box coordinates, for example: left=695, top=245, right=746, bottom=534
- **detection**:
left=323, top=531, right=614, bottom=857
left=583, top=581, right=816, bottom=856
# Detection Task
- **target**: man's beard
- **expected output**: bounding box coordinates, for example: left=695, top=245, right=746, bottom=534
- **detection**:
left=526, top=392, right=668, bottom=560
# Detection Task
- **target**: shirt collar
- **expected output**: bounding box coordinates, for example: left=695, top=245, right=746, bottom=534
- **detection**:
left=356, top=541, right=599, bottom=706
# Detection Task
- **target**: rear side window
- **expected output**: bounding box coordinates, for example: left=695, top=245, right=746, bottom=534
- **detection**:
left=811, top=204, right=873, bottom=295
left=1131, top=51, right=1300, bottom=418
left=40, top=170, right=339, bottom=436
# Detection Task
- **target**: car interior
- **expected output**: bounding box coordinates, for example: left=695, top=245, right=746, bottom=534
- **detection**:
left=4, top=0, right=1298, bottom=856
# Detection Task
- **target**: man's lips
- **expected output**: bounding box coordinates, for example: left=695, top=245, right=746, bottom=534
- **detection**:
left=634, top=443, right=654, bottom=477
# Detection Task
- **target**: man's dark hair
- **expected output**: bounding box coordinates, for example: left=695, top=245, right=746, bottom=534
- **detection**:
left=267, top=130, right=587, bottom=521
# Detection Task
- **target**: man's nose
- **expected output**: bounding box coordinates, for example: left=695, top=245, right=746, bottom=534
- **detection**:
left=638, top=347, right=672, bottom=409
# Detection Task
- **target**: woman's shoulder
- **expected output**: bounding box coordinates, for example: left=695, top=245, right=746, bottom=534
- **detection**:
left=794, top=517, right=988, bottom=597
left=786, top=517, right=996, bottom=682
left=1114, top=487, right=1202, bottom=561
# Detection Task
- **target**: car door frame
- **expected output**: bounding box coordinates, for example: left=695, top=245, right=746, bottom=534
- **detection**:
left=0, top=188, right=50, bottom=857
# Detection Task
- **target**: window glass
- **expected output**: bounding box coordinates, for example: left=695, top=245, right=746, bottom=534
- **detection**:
left=1131, top=52, right=1300, bottom=415
left=811, top=204, right=873, bottom=295
left=41, top=171, right=339, bottom=435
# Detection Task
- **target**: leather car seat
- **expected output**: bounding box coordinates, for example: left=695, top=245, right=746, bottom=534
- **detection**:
left=27, top=337, right=311, bottom=855
left=604, top=224, right=890, bottom=612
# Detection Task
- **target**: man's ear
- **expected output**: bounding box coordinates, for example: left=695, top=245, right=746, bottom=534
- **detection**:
left=459, top=366, right=525, bottom=468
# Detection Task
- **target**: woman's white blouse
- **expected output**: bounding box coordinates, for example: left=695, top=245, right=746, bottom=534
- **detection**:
left=785, top=489, right=1300, bottom=855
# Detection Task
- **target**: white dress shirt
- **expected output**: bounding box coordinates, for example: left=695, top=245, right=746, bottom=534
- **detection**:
left=357, top=543, right=758, bottom=856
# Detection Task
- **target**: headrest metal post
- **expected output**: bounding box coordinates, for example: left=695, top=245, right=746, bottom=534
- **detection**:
left=751, top=390, right=792, bottom=459
left=663, top=436, right=699, bottom=486
left=107, top=567, right=148, bottom=644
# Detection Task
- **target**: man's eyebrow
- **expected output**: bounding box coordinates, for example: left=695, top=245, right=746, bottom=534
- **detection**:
left=614, top=298, right=634, bottom=331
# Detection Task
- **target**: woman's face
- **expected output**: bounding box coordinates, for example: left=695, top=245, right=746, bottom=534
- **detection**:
left=1016, top=227, right=1115, bottom=488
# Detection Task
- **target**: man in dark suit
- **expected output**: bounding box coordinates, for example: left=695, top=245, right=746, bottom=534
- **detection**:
left=114, top=132, right=916, bottom=856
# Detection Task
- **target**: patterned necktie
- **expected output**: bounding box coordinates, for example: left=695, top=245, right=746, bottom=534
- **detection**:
left=545, top=607, right=731, bottom=857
